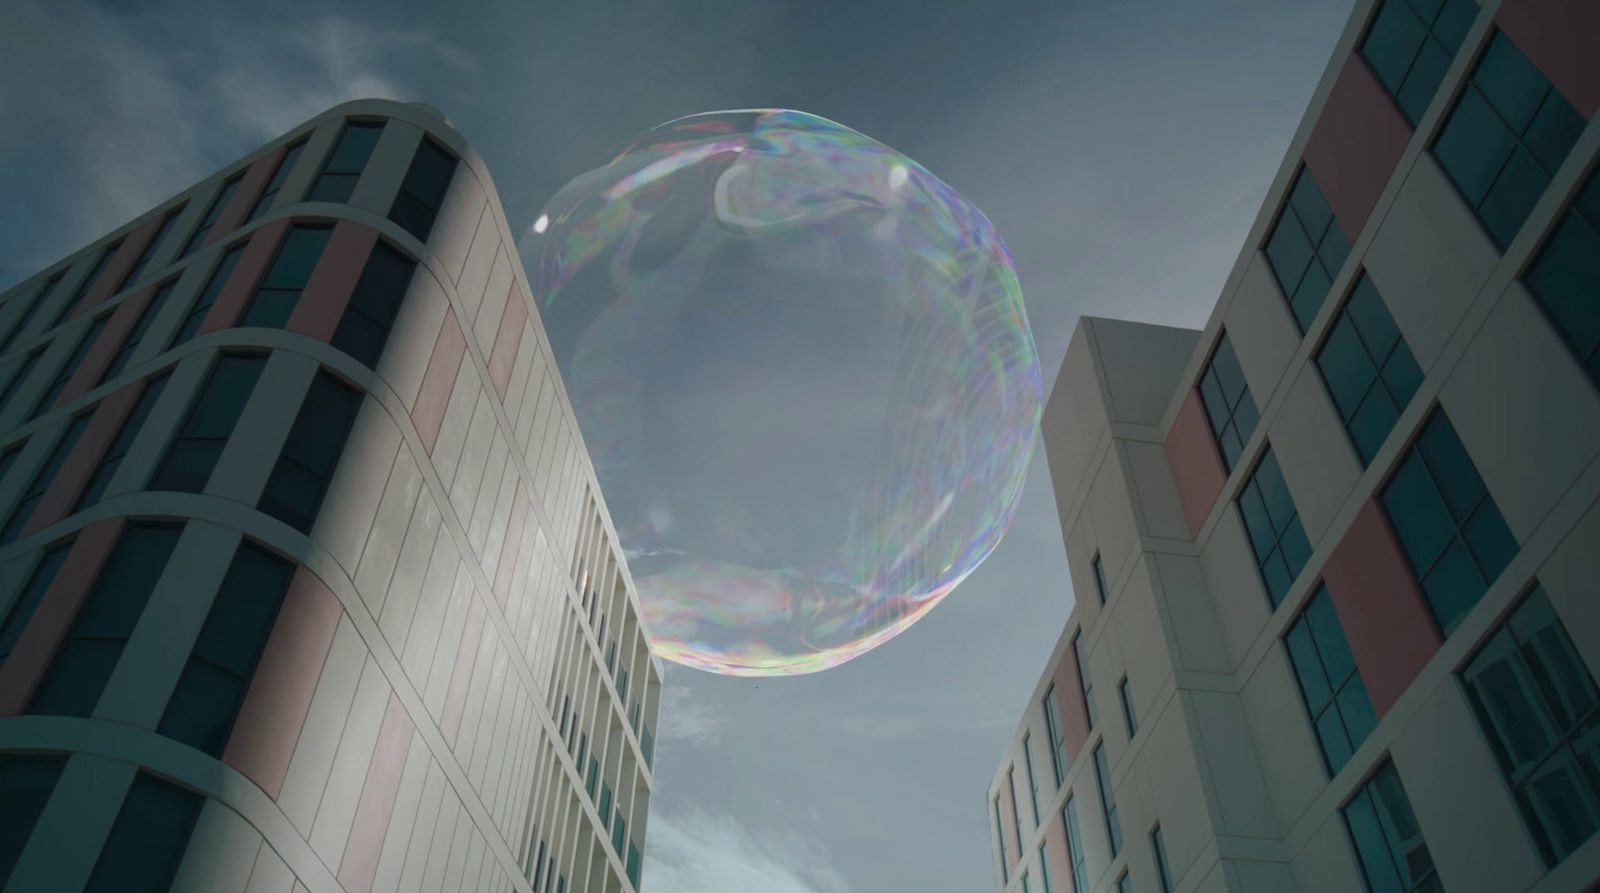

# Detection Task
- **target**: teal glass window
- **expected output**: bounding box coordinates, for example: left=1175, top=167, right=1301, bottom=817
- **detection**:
left=30, top=313, right=110, bottom=420
left=76, top=373, right=171, bottom=510
left=0, top=539, right=74, bottom=666
left=1265, top=168, right=1351, bottom=332
left=240, top=224, right=332, bottom=328
left=257, top=371, right=362, bottom=532
left=100, top=280, right=177, bottom=384
left=247, top=140, right=307, bottom=222
left=1361, top=0, right=1478, bottom=125
left=1316, top=274, right=1424, bottom=465
left=331, top=241, right=416, bottom=368
left=171, top=243, right=245, bottom=346
left=121, top=207, right=183, bottom=290
left=1381, top=409, right=1516, bottom=632
left=389, top=138, right=458, bottom=242
left=310, top=122, right=384, bottom=204
left=1343, top=761, right=1442, bottom=892
left=0, top=273, right=62, bottom=356
left=1064, top=798, right=1089, bottom=893
left=1524, top=169, right=1600, bottom=386
left=1197, top=333, right=1260, bottom=471
left=1236, top=448, right=1313, bottom=607
left=84, top=773, right=203, bottom=893
left=151, top=355, right=267, bottom=493
left=181, top=175, right=242, bottom=259
left=0, top=756, right=66, bottom=885
left=1285, top=584, right=1378, bottom=773
left=0, top=411, right=93, bottom=545
left=1433, top=31, right=1584, bottom=249
left=1043, top=684, right=1068, bottom=785
left=1094, top=742, right=1122, bottom=856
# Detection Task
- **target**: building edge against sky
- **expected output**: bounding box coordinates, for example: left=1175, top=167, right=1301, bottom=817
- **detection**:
left=989, top=1, right=1600, bottom=892
left=0, top=99, right=660, bottom=893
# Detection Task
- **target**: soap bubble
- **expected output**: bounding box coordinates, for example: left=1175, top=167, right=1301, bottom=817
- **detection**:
left=523, top=109, right=1041, bottom=676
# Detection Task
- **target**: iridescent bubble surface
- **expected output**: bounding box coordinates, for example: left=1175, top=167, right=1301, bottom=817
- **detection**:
left=522, top=109, right=1041, bottom=676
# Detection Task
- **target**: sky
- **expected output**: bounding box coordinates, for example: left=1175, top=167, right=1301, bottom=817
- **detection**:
left=0, top=1, right=1354, bottom=889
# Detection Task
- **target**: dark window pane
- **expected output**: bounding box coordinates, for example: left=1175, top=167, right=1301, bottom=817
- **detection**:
left=1349, top=387, right=1401, bottom=464
left=1526, top=211, right=1600, bottom=362
left=1476, top=33, right=1551, bottom=132
left=173, top=245, right=244, bottom=346
left=1291, top=259, right=1334, bottom=333
left=1320, top=316, right=1378, bottom=418
left=1266, top=214, right=1315, bottom=296
left=1420, top=537, right=1486, bottom=633
left=258, top=226, right=331, bottom=291
left=258, top=373, right=362, bottom=532
left=1396, top=37, right=1453, bottom=124
left=248, top=140, right=307, bottom=222
left=1417, top=413, right=1484, bottom=520
left=1346, top=276, right=1401, bottom=359
left=0, top=757, right=65, bottom=884
left=1480, top=146, right=1552, bottom=249
left=0, top=540, right=73, bottom=663
left=1524, top=92, right=1585, bottom=175
left=1463, top=501, right=1517, bottom=581
left=182, top=176, right=242, bottom=259
left=158, top=661, right=246, bottom=756
left=1383, top=453, right=1454, bottom=570
left=84, top=774, right=203, bottom=893
left=1435, top=86, right=1518, bottom=206
left=1379, top=345, right=1424, bottom=407
left=1363, top=0, right=1428, bottom=100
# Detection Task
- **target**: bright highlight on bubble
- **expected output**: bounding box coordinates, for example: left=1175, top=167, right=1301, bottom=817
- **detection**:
left=523, top=109, right=1042, bottom=676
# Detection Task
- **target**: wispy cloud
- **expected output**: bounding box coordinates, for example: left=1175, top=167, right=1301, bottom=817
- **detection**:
left=0, top=0, right=471, bottom=284
left=657, top=684, right=731, bottom=751
left=644, top=803, right=852, bottom=893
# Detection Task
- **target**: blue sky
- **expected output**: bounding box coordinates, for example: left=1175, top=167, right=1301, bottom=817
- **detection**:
left=0, top=0, right=1354, bottom=888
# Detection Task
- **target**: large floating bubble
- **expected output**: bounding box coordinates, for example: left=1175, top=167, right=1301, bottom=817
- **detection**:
left=522, top=109, right=1042, bottom=676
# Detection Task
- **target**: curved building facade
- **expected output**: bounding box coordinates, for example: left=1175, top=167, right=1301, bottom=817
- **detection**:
left=0, top=100, right=659, bottom=893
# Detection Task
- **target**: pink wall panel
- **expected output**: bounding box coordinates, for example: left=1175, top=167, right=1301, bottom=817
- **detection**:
left=58, top=287, right=149, bottom=407
left=206, top=149, right=283, bottom=250
left=1303, top=56, right=1413, bottom=237
left=440, top=599, right=486, bottom=748
left=0, top=519, right=124, bottom=715
left=337, top=692, right=414, bottom=893
left=1498, top=0, right=1600, bottom=119
left=287, top=222, right=378, bottom=343
left=487, top=287, right=527, bottom=401
left=1052, top=651, right=1090, bottom=766
left=22, top=382, right=141, bottom=538
left=1321, top=499, right=1442, bottom=716
left=74, top=216, right=164, bottom=316
left=998, top=769, right=1021, bottom=871
left=1044, top=813, right=1073, bottom=892
left=411, top=312, right=467, bottom=455
left=199, top=220, right=290, bottom=336
left=224, top=568, right=343, bottom=798
left=1164, top=390, right=1227, bottom=538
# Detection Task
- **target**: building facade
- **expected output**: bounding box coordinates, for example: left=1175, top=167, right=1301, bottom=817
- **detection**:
left=0, top=100, right=658, bottom=893
left=989, top=1, right=1599, bottom=891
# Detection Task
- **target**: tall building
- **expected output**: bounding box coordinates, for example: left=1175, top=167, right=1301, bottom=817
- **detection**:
left=0, top=100, right=659, bottom=893
left=989, top=1, right=1599, bottom=891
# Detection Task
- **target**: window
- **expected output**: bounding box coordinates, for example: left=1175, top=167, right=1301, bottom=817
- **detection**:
left=258, top=371, right=362, bottom=532
left=171, top=243, right=245, bottom=346
left=599, top=780, right=613, bottom=822
left=0, top=539, right=73, bottom=665
left=181, top=174, right=243, bottom=258
left=0, top=411, right=92, bottom=546
left=30, top=314, right=110, bottom=420
left=1073, top=631, right=1096, bottom=729
left=0, top=273, right=62, bottom=355
left=74, top=373, right=168, bottom=511
left=0, top=442, right=18, bottom=489
left=99, top=280, right=177, bottom=384
left=1008, top=766, right=1026, bottom=848
left=1265, top=168, right=1351, bottom=333
left=30, top=523, right=183, bottom=717
left=247, top=139, right=308, bottom=222
left=0, top=756, right=66, bottom=884
left=1091, top=553, right=1109, bottom=605
left=1343, top=761, right=1441, bottom=893
left=641, top=722, right=655, bottom=766
left=1093, top=743, right=1122, bottom=856
left=159, top=541, right=294, bottom=755
left=1039, top=846, right=1055, bottom=893
left=1361, top=0, right=1478, bottom=125
left=1043, top=685, right=1069, bottom=786
left=1197, top=333, right=1260, bottom=471
left=150, top=355, right=267, bottom=493
left=1285, top=585, right=1378, bottom=774
left=1117, top=872, right=1133, bottom=893
left=1381, top=409, right=1516, bottom=633
left=1236, top=448, right=1313, bottom=608
left=309, top=121, right=385, bottom=203
left=0, top=347, right=45, bottom=419
left=331, top=241, right=418, bottom=368
left=55, top=240, right=123, bottom=325
left=1064, top=798, right=1089, bottom=893
left=1152, top=824, right=1174, bottom=893
left=610, top=811, right=626, bottom=856
left=239, top=224, right=332, bottom=328
left=1462, top=585, right=1600, bottom=866
left=585, top=755, right=599, bottom=798
left=1316, top=274, right=1424, bottom=465
left=627, top=842, right=641, bottom=887
left=1021, top=871, right=1033, bottom=893
left=121, top=207, right=184, bottom=290
left=1022, top=734, right=1042, bottom=826
left=1524, top=168, right=1600, bottom=386
left=994, top=797, right=1010, bottom=884
left=390, top=138, right=458, bottom=241
left=1118, top=677, right=1138, bottom=738
left=83, top=773, right=203, bottom=893
left=1433, top=31, right=1584, bottom=249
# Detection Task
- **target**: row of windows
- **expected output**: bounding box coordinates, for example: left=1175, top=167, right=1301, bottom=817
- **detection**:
left=0, top=758, right=203, bottom=891
left=0, top=115, right=456, bottom=365
left=0, top=217, right=421, bottom=461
